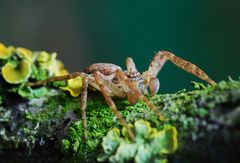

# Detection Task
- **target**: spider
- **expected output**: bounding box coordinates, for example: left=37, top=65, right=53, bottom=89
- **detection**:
left=28, top=51, right=216, bottom=141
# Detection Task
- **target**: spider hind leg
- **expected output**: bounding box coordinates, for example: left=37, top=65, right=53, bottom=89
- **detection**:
left=27, top=72, right=85, bottom=87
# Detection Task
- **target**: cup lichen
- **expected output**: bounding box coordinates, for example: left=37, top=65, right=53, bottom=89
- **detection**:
left=0, top=43, right=72, bottom=99
left=98, top=120, right=178, bottom=163
left=16, top=47, right=34, bottom=63
left=2, top=59, right=32, bottom=84
left=60, top=76, right=83, bottom=97
left=0, top=43, right=13, bottom=59
left=37, top=52, right=68, bottom=76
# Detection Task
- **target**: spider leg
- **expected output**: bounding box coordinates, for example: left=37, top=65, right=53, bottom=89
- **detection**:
left=126, top=57, right=138, bottom=73
left=80, top=76, right=88, bottom=141
left=93, top=71, right=135, bottom=140
left=143, top=51, right=217, bottom=86
left=28, top=72, right=86, bottom=86
left=115, top=70, right=165, bottom=121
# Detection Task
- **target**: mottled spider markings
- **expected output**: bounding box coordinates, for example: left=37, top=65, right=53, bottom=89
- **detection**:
left=28, top=51, right=216, bottom=141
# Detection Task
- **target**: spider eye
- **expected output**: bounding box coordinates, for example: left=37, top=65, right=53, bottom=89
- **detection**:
left=149, top=77, right=160, bottom=96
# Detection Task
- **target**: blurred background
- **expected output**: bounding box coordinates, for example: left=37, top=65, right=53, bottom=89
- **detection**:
left=0, top=0, right=239, bottom=93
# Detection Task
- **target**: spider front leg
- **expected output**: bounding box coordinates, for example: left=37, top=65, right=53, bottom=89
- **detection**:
left=126, top=57, right=138, bottom=73
left=115, top=70, right=165, bottom=121
left=92, top=71, right=135, bottom=140
left=143, top=51, right=217, bottom=88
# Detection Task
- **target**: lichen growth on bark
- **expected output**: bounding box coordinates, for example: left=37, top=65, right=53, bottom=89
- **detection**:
left=97, top=120, right=178, bottom=163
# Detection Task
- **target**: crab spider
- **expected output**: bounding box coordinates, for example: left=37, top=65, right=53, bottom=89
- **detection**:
left=28, top=51, right=216, bottom=140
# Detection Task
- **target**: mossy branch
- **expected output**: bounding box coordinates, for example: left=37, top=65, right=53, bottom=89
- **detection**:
left=0, top=78, right=239, bottom=162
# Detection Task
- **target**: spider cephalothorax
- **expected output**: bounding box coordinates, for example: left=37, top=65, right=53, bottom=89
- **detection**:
left=28, top=50, right=216, bottom=140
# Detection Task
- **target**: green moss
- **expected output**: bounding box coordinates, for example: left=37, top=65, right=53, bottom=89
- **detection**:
left=62, top=139, right=70, bottom=153
left=60, top=95, right=117, bottom=158
left=30, top=64, right=49, bottom=81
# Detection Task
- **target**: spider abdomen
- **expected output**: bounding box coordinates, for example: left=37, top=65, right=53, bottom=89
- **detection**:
left=85, top=63, right=122, bottom=75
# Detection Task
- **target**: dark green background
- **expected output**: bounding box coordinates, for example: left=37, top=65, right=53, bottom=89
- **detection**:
left=1, top=0, right=239, bottom=93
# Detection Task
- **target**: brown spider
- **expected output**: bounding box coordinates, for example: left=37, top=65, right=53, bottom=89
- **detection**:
left=28, top=51, right=216, bottom=141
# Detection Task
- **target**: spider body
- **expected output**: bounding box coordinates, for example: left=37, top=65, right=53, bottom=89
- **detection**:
left=84, top=63, right=127, bottom=98
left=29, top=51, right=216, bottom=140
left=84, top=63, right=148, bottom=99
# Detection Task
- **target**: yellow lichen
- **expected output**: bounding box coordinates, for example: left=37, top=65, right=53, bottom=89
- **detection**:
left=0, top=43, right=12, bottom=59
left=7, top=46, right=16, bottom=54
left=150, top=125, right=178, bottom=154
left=2, top=59, right=32, bottom=84
left=59, top=68, right=69, bottom=76
left=16, top=47, right=33, bottom=62
left=48, top=53, right=62, bottom=76
left=60, top=76, right=83, bottom=97
left=37, top=51, right=50, bottom=63
left=37, top=52, right=67, bottom=76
